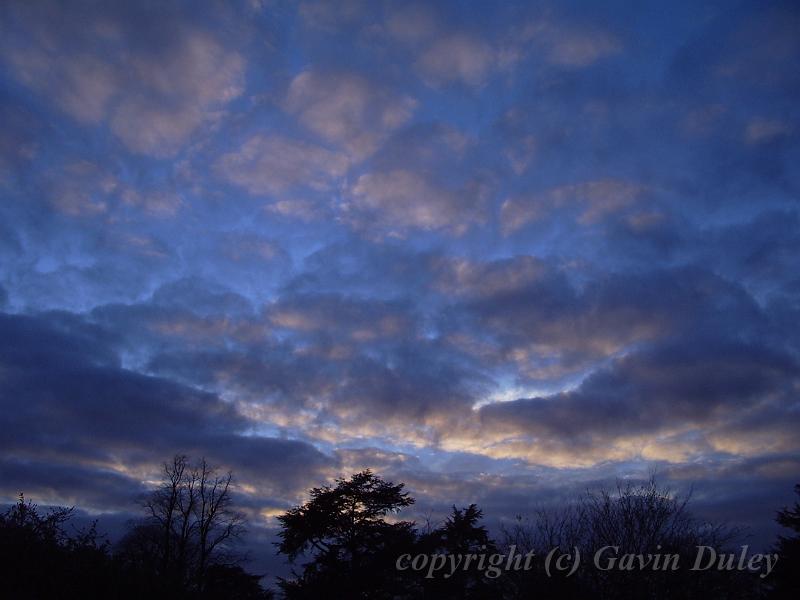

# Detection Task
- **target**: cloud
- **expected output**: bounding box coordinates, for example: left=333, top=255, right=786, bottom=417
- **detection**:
left=0, top=100, right=41, bottom=185
left=394, top=8, right=620, bottom=89
left=39, top=160, right=186, bottom=221
left=264, top=198, right=320, bottom=222
left=298, top=0, right=369, bottom=30
left=473, top=332, right=798, bottom=467
left=416, top=33, right=498, bottom=87
left=267, top=293, right=412, bottom=343
left=4, top=49, right=118, bottom=124
left=745, top=117, right=793, bottom=144
left=385, top=5, right=437, bottom=43
left=1, top=2, right=245, bottom=157
left=109, top=31, right=245, bottom=157
left=370, top=122, right=471, bottom=170
left=0, top=310, right=335, bottom=508
left=432, top=255, right=547, bottom=299
left=215, top=134, right=348, bottom=196
left=45, top=161, right=116, bottom=217
left=0, top=457, right=148, bottom=510
left=520, top=19, right=621, bottom=67
left=120, top=189, right=184, bottom=218
left=384, top=5, right=514, bottom=87
left=501, top=179, right=647, bottom=234
left=285, top=70, right=417, bottom=159
left=125, top=281, right=489, bottom=447
left=439, top=261, right=770, bottom=383
left=343, top=169, right=488, bottom=236
left=1, top=0, right=799, bottom=556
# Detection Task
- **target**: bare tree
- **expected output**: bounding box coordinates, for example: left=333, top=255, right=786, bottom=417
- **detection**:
left=133, top=454, right=245, bottom=592
left=193, top=457, right=245, bottom=590
left=143, top=454, right=190, bottom=581
left=500, top=477, right=747, bottom=599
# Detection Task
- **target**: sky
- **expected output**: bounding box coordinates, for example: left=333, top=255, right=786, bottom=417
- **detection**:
left=1, top=0, right=799, bottom=578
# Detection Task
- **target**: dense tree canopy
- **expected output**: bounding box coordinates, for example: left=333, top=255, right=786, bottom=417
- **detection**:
left=277, top=470, right=416, bottom=598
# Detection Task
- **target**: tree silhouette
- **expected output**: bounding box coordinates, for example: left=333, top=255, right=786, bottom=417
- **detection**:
left=0, top=493, right=115, bottom=598
left=416, top=504, right=500, bottom=599
left=771, top=483, right=800, bottom=598
left=1, top=458, right=271, bottom=599
left=276, top=469, right=417, bottom=598
left=4, top=469, right=791, bottom=598
left=120, top=454, right=247, bottom=594
left=500, top=478, right=753, bottom=599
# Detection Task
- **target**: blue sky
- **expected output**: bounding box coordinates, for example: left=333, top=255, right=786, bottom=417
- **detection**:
left=1, top=0, right=799, bottom=576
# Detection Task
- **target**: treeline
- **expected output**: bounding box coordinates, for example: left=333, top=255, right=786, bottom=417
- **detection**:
left=1, top=457, right=799, bottom=599
left=1, top=455, right=271, bottom=599
left=275, top=471, right=798, bottom=599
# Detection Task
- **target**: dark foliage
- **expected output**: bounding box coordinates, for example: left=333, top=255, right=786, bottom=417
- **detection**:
left=277, top=474, right=774, bottom=600
left=2, top=468, right=794, bottom=599
left=0, top=456, right=272, bottom=599
left=277, top=470, right=417, bottom=599
left=414, top=504, right=501, bottom=599
left=0, top=493, right=118, bottom=599
left=770, top=483, right=800, bottom=598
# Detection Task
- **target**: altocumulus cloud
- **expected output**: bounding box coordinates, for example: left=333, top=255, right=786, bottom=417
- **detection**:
left=0, top=0, right=799, bottom=567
